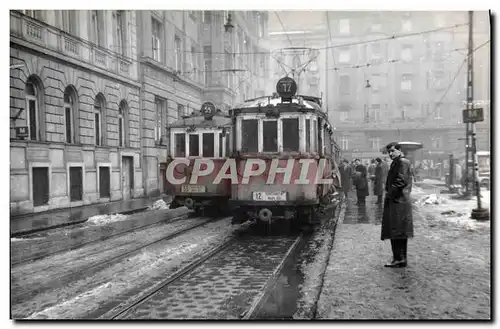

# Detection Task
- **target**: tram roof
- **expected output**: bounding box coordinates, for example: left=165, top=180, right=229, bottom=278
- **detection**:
left=169, top=113, right=232, bottom=128
left=234, top=95, right=322, bottom=112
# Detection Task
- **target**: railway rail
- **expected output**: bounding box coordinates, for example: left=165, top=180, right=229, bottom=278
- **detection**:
left=11, top=208, right=192, bottom=266
left=100, top=231, right=303, bottom=320
left=11, top=216, right=227, bottom=309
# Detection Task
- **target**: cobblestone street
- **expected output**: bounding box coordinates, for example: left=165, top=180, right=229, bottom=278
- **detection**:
left=316, top=189, right=490, bottom=320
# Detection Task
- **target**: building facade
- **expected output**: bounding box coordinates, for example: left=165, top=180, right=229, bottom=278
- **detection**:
left=9, top=9, right=269, bottom=214
left=324, top=11, right=490, bottom=163
left=136, top=10, right=269, bottom=196
left=10, top=10, right=142, bottom=215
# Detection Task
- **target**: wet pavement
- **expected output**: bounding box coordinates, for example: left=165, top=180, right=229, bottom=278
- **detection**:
left=11, top=195, right=172, bottom=237
left=315, top=189, right=491, bottom=319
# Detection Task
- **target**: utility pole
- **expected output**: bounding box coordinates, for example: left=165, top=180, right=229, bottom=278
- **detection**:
left=465, top=11, right=489, bottom=220
left=464, top=11, right=474, bottom=198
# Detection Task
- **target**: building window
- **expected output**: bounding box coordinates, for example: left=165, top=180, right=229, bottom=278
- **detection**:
left=152, top=17, right=162, bottom=62
left=401, top=104, right=411, bottom=120
left=432, top=136, right=442, bottom=149
left=338, top=48, right=350, bottom=63
left=155, top=97, right=166, bottom=145
left=401, top=75, right=412, bottom=91
left=371, top=74, right=387, bottom=91
left=338, top=75, right=351, bottom=95
left=91, top=10, right=105, bottom=47
left=371, top=43, right=381, bottom=59
left=434, top=105, right=442, bottom=119
left=118, top=100, right=129, bottom=147
left=402, top=45, right=412, bottom=62
left=340, top=136, right=348, bottom=150
left=62, top=10, right=77, bottom=35
left=370, top=104, right=381, bottom=122
left=402, top=19, right=412, bottom=32
left=202, top=11, right=211, bottom=23
left=175, top=36, right=182, bottom=71
left=177, top=104, right=185, bottom=118
left=257, top=13, right=264, bottom=37
left=63, top=87, right=77, bottom=144
left=204, top=45, right=212, bottom=85
left=94, top=95, right=105, bottom=146
left=339, top=19, right=350, bottom=35
left=113, top=10, right=126, bottom=56
left=369, top=137, right=381, bottom=150
left=25, top=80, right=40, bottom=141
left=340, top=111, right=349, bottom=122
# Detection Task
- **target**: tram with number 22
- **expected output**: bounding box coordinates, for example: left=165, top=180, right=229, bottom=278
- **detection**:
left=228, top=77, right=341, bottom=228
left=166, top=102, right=233, bottom=215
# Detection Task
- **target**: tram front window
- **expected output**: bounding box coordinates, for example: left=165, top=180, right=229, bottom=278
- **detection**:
left=241, top=119, right=258, bottom=153
left=189, top=134, right=200, bottom=156
left=282, top=118, right=299, bottom=152
left=263, top=120, right=278, bottom=152
left=202, top=133, right=215, bottom=157
left=174, top=133, right=186, bottom=157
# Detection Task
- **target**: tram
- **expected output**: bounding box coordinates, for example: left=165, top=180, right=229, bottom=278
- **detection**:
left=165, top=102, right=232, bottom=215
left=228, top=77, right=341, bottom=227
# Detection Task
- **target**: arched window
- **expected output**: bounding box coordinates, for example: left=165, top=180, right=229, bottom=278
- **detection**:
left=63, top=86, right=78, bottom=143
left=94, top=94, right=106, bottom=146
left=118, top=100, right=128, bottom=147
left=25, top=79, right=39, bottom=141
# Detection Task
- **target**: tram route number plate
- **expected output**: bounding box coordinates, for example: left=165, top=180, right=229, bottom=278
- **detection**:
left=252, top=191, right=287, bottom=201
left=181, top=185, right=206, bottom=193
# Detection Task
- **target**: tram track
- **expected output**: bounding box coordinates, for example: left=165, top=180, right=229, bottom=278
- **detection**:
left=11, top=208, right=192, bottom=266
left=11, top=215, right=227, bottom=307
left=99, top=230, right=303, bottom=320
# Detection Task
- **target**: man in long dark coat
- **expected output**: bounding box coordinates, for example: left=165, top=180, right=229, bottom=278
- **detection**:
left=381, top=142, right=414, bottom=268
left=352, top=158, right=369, bottom=205
left=339, top=159, right=352, bottom=200
left=373, top=158, right=384, bottom=204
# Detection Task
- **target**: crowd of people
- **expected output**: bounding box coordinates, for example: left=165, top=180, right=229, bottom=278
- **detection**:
left=338, top=157, right=391, bottom=206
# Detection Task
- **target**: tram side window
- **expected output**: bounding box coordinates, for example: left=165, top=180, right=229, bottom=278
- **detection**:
left=305, top=119, right=311, bottom=153
left=282, top=118, right=300, bottom=152
left=202, top=133, right=215, bottom=157
left=241, top=119, right=258, bottom=153
left=219, top=133, right=223, bottom=158
left=174, top=133, right=186, bottom=157
left=312, top=120, right=317, bottom=153
left=225, top=131, right=230, bottom=156
left=263, top=120, right=278, bottom=152
left=189, top=134, right=200, bottom=156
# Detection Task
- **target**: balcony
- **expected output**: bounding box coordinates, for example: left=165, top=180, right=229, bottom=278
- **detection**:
left=10, top=11, right=135, bottom=81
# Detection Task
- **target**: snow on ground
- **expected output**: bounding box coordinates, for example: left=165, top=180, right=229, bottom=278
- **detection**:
left=24, top=218, right=235, bottom=319
left=86, top=214, right=129, bottom=225
left=414, top=190, right=490, bottom=234
left=148, top=199, right=170, bottom=210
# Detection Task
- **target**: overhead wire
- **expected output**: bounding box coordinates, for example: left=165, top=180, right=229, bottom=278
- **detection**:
left=428, top=39, right=490, bottom=118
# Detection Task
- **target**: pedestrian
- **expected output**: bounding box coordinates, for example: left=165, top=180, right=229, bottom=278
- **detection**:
left=373, top=158, right=384, bottom=204
left=339, top=159, right=352, bottom=199
left=381, top=142, right=414, bottom=268
left=352, top=158, right=369, bottom=205
left=368, top=159, right=376, bottom=191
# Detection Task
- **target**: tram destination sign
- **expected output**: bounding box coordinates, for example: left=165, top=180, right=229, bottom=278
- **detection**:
left=276, top=77, right=297, bottom=98
left=462, top=107, right=484, bottom=123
